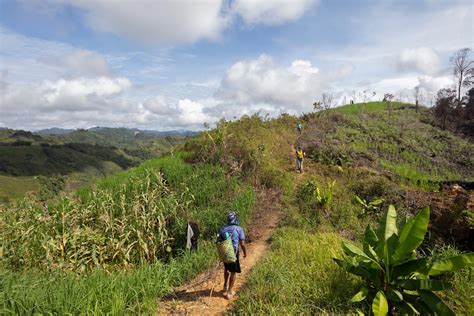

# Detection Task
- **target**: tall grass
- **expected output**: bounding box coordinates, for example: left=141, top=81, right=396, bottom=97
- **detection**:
left=0, top=152, right=255, bottom=313
left=1, top=152, right=254, bottom=272
left=232, top=228, right=359, bottom=314
left=1, top=244, right=216, bottom=315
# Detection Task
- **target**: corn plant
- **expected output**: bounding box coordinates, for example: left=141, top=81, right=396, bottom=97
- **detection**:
left=355, top=195, right=384, bottom=215
left=0, top=155, right=254, bottom=272
left=334, top=205, right=474, bottom=315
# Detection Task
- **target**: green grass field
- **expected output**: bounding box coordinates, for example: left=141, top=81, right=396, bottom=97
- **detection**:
left=0, top=175, right=39, bottom=203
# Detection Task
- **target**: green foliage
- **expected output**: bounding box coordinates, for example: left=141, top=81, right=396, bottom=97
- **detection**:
left=297, top=180, right=335, bottom=212
left=355, top=195, right=384, bottom=215
left=0, top=153, right=254, bottom=272
left=36, top=176, right=65, bottom=201
left=232, top=229, right=359, bottom=314
left=0, top=175, right=39, bottom=204
left=0, top=244, right=216, bottom=315
left=334, top=205, right=474, bottom=315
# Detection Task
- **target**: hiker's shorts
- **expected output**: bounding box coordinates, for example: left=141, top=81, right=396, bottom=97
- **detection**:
left=224, top=252, right=241, bottom=273
left=296, top=158, right=303, bottom=171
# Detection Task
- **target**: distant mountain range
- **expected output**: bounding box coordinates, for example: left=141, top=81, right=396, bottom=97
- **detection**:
left=35, top=127, right=198, bottom=136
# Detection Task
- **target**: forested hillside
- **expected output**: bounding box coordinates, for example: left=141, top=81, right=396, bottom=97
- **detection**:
left=0, top=128, right=192, bottom=202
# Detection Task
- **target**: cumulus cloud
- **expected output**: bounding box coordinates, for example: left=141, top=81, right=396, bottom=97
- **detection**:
left=398, top=47, right=441, bottom=75
left=416, top=75, right=454, bottom=92
left=143, top=95, right=174, bottom=115
left=56, top=0, right=228, bottom=44
left=177, top=99, right=209, bottom=125
left=40, top=49, right=111, bottom=77
left=1, top=77, right=131, bottom=113
left=34, top=0, right=318, bottom=44
left=216, top=54, right=350, bottom=112
left=232, top=0, right=319, bottom=25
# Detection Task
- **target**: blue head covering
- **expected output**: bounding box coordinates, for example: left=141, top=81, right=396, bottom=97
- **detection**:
left=227, top=211, right=238, bottom=225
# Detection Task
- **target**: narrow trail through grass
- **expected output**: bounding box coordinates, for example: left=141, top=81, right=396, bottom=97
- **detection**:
left=157, top=189, right=282, bottom=315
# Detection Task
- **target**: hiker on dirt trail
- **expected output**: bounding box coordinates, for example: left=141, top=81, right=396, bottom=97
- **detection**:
left=296, top=146, right=305, bottom=173
left=219, top=211, right=247, bottom=299
left=297, top=122, right=303, bottom=135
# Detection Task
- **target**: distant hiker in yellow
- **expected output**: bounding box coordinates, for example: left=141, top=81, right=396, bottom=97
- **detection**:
left=296, top=146, right=305, bottom=173
left=218, top=211, right=247, bottom=299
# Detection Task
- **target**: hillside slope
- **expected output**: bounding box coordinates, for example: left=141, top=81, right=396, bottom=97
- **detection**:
left=0, top=128, right=192, bottom=202
left=1, top=102, right=472, bottom=314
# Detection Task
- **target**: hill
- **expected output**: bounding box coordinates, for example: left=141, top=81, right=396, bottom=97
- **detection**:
left=1, top=102, right=472, bottom=314
left=0, top=128, right=194, bottom=202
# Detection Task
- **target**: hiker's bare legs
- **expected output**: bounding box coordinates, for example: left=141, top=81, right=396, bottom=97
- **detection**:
left=228, top=272, right=236, bottom=293
left=224, top=269, right=229, bottom=290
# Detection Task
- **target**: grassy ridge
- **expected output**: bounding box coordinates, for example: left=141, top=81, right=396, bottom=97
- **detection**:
left=304, top=102, right=474, bottom=188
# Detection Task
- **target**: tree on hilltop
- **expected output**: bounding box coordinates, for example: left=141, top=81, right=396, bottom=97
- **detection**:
left=434, top=88, right=458, bottom=130
left=451, top=48, right=474, bottom=103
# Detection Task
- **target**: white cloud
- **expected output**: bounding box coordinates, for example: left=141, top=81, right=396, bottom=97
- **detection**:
left=233, top=0, right=319, bottom=25
left=33, top=0, right=319, bottom=44
left=398, top=47, right=441, bottom=75
left=216, top=54, right=350, bottom=112
left=177, top=99, right=209, bottom=125
left=416, top=75, right=454, bottom=92
left=58, top=0, right=228, bottom=44
left=41, top=49, right=111, bottom=77
left=1, top=77, right=131, bottom=113
left=143, top=95, right=174, bottom=115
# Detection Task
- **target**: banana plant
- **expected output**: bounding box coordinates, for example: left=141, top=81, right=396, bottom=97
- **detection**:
left=334, top=205, right=474, bottom=315
left=355, top=195, right=384, bottom=215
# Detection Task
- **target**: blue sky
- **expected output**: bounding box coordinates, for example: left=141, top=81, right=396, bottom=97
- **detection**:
left=0, top=0, right=472, bottom=130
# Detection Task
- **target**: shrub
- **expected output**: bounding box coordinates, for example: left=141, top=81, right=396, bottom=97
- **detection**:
left=334, top=205, right=474, bottom=315
left=355, top=195, right=384, bottom=216
left=297, top=180, right=335, bottom=213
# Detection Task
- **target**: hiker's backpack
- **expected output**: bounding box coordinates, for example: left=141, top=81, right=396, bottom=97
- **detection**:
left=216, top=227, right=237, bottom=263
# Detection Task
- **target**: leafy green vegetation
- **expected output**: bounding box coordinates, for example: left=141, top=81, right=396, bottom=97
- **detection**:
left=1, top=245, right=216, bottom=315
left=1, top=153, right=254, bottom=272
left=0, top=153, right=254, bottom=313
left=334, top=205, right=473, bottom=315
left=302, top=102, right=474, bottom=187
left=228, top=102, right=473, bottom=314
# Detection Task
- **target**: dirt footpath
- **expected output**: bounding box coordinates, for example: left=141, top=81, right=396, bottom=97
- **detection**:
left=157, top=189, right=281, bottom=316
